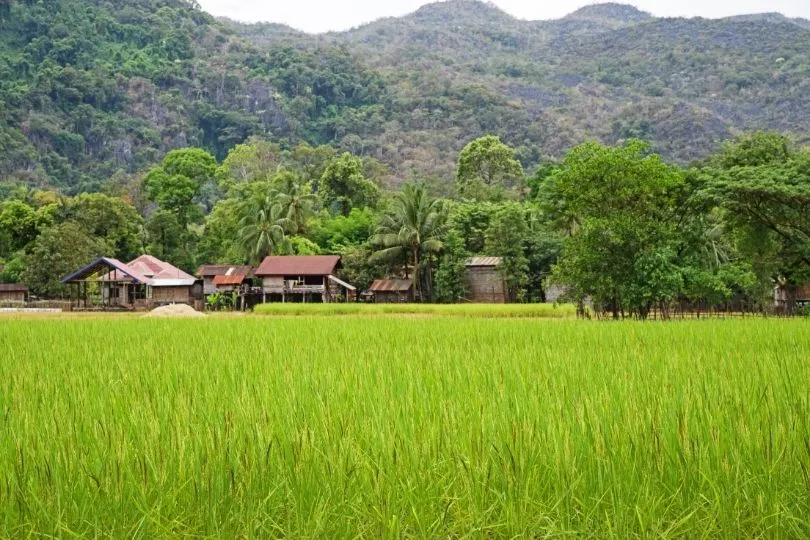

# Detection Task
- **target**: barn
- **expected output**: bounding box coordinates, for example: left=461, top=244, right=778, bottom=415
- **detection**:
left=464, top=257, right=506, bottom=303
left=369, top=279, right=414, bottom=303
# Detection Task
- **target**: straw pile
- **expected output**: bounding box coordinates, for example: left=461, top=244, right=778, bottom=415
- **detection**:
left=144, top=304, right=204, bottom=318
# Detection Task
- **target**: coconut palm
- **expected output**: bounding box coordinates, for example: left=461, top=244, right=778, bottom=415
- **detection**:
left=371, top=183, right=447, bottom=300
left=276, top=182, right=317, bottom=235
left=237, top=193, right=291, bottom=264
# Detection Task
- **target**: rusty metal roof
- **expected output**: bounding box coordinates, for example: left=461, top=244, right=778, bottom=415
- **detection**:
left=212, top=275, right=247, bottom=286
left=370, top=279, right=413, bottom=292
left=466, top=257, right=502, bottom=267
left=0, top=283, right=28, bottom=293
left=62, top=257, right=150, bottom=284
left=255, top=256, right=341, bottom=277
left=197, top=265, right=254, bottom=278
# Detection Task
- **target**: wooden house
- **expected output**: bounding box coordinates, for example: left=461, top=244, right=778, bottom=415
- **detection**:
left=197, top=265, right=254, bottom=295
left=0, top=283, right=28, bottom=304
left=62, top=255, right=200, bottom=310
left=464, top=257, right=506, bottom=303
left=254, top=256, right=355, bottom=303
left=369, top=279, right=414, bottom=303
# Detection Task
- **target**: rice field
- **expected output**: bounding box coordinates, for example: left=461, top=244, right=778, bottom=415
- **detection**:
left=1, top=315, right=809, bottom=538
left=253, top=302, right=578, bottom=318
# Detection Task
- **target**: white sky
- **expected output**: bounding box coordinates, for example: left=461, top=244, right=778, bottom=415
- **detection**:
left=198, top=0, right=810, bottom=33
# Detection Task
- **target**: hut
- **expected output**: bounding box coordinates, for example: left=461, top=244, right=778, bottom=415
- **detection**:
left=62, top=255, right=199, bottom=310
left=197, top=265, right=254, bottom=295
left=464, top=257, right=506, bottom=303
left=369, top=279, right=414, bottom=303
left=254, top=255, right=355, bottom=303
left=0, top=283, right=28, bottom=304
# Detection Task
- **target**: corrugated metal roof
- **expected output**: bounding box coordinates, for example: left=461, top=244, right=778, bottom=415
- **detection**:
left=465, top=257, right=502, bottom=267
left=197, top=265, right=254, bottom=277
left=255, top=256, right=341, bottom=277
left=369, top=279, right=413, bottom=292
left=62, top=257, right=150, bottom=284
left=213, top=275, right=246, bottom=286
left=128, top=255, right=196, bottom=282
left=0, top=283, right=28, bottom=292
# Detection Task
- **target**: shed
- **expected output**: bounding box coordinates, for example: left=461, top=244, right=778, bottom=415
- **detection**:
left=197, top=265, right=254, bottom=295
left=0, top=284, right=28, bottom=304
left=465, top=257, right=506, bottom=303
left=369, top=279, right=414, bottom=303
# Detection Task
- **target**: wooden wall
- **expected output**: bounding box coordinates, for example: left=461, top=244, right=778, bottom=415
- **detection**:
left=464, top=267, right=506, bottom=304
left=151, top=286, right=191, bottom=303
left=0, top=291, right=25, bottom=303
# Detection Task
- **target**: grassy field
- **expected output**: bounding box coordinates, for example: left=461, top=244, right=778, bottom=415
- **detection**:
left=253, top=302, right=578, bottom=318
left=1, top=316, right=809, bottom=537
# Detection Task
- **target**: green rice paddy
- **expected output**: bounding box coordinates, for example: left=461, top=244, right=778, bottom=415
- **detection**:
left=1, top=314, right=809, bottom=537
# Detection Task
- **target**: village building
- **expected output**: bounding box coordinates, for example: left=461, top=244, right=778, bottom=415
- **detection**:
left=0, top=283, right=28, bottom=304
left=369, top=279, right=414, bottom=303
left=464, top=257, right=506, bottom=303
left=197, top=265, right=254, bottom=295
left=62, top=255, right=201, bottom=310
left=775, top=281, right=810, bottom=311
left=254, top=255, right=356, bottom=303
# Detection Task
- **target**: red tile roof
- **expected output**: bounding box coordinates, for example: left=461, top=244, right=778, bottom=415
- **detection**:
left=255, top=256, right=341, bottom=277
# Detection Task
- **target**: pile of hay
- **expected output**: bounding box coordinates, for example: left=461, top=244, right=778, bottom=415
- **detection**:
left=144, top=304, right=205, bottom=318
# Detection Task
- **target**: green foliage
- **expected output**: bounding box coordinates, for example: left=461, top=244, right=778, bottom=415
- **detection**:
left=23, top=222, right=105, bottom=297
left=485, top=203, right=530, bottom=302
left=319, top=153, right=380, bottom=216
left=434, top=229, right=468, bottom=303
left=456, top=136, right=524, bottom=200
left=145, top=148, right=216, bottom=225
left=59, top=193, right=143, bottom=260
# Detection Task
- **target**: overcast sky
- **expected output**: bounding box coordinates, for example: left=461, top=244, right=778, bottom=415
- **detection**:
left=198, top=0, right=810, bottom=33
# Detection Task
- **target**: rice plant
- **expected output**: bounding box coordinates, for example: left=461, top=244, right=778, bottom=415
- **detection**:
left=1, top=317, right=808, bottom=537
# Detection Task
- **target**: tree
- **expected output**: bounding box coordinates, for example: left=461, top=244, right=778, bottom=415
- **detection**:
left=145, top=210, right=196, bottom=271
left=215, top=139, right=283, bottom=190
left=319, top=153, right=380, bottom=216
left=371, top=183, right=447, bottom=300
left=485, top=204, right=530, bottom=303
left=237, top=193, right=291, bottom=264
left=434, top=229, right=468, bottom=303
left=706, top=133, right=810, bottom=312
left=543, top=140, right=686, bottom=318
left=0, top=200, right=47, bottom=256
left=23, top=223, right=105, bottom=298
left=456, top=136, right=524, bottom=201
left=145, top=148, right=217, bottom=226
left=59, top=193, right=143, bottom=261
left=276, top=180, right=317, bottom=235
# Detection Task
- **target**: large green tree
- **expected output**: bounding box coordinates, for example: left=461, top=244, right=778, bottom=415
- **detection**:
left=456, top=136, right=524, bottom=201
left=145, top=148, right=217, bottom=226
left=23, top=223, right=105, bottom=298
left=319, top=153, right=380, bottom=216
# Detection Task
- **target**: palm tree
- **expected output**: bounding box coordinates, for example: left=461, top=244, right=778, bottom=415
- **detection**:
left=237, top=193, right=291, bottom=264
left=371, top=183, right=447, bottom=300
left=276, top=182, right=317, bottom=235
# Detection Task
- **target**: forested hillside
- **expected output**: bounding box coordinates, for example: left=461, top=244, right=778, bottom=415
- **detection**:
left=2, top=0, right=810, bottom=193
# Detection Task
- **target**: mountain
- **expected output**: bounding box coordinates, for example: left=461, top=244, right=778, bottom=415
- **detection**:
left=2, top=0, right=810, bottom=193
